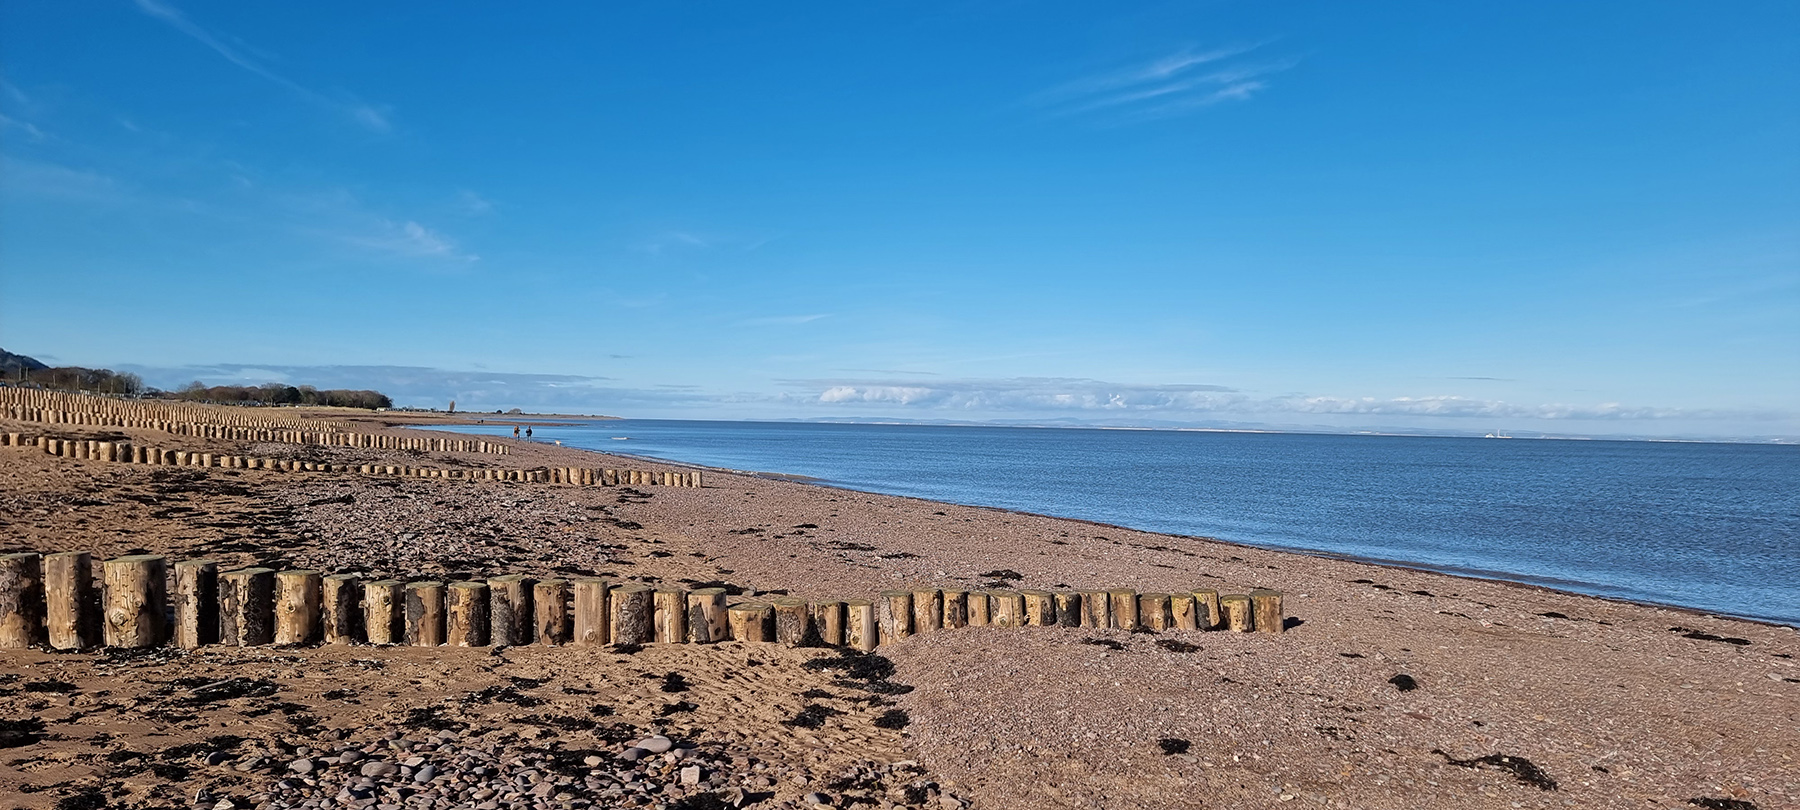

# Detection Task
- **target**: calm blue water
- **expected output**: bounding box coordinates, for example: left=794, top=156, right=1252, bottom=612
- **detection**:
left=429, top=420, right=1800, bottom=625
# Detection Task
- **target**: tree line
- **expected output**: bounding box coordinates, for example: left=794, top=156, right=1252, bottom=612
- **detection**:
left=3, top=365, right=392, bottom=410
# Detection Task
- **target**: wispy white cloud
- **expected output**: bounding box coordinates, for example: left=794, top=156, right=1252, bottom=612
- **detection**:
left=346, top=219, right=478, bottom=263
left=741, top=314, right=831, bottom=327
left=456, top=189, right=495, bottom=216
left=0, top=113, right=47, bottom=142
left=1031, top=44, right=1293, bottom=123
left=132, top=0, right=393, bottom=133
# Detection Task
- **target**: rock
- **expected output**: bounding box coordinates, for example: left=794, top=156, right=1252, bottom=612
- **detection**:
left=204, top=751, right=230, bottom=766
left=338, top=750, right=364, bottom=764
left=680, top=765, right=702, bottom=785
left=583, top=756, right=604, bottom=768
left=414, top=765, right=436, bottom=783
left=289, top=758, right=315, bottom=775
left=633, top=736, right=673, bottom=754
left=620, top=748, right=646, bottom=762
left=940, top=798, right=967, bottom=809
left=361, top=761, right=399, bottom=778
left=804, top=792, right=833, bottom=807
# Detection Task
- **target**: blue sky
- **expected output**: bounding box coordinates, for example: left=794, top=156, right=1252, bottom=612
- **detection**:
left=2, top=2, right=1796, bottom=439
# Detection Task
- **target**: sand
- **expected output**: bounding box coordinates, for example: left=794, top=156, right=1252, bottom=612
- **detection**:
left=1, top=410, right=1796, bottom=810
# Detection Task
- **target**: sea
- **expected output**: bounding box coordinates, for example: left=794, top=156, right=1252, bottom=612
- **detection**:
left=423, top=419, right=1800, bottom=626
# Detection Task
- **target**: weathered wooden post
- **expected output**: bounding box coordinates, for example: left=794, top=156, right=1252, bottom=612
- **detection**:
left=941, top=589, right=968, bottom=630
left=275, top=570, right=323, bottom=645
left=1251, top=589, right=1284, bottom=633
left=1079, top=590, right=1110, bottom=628
left=1021, top=590, right=1056, bottom=626
left=966, top=591, right=991, bottom=627
left=990, top=590, right=1024, bottom=628
left=489, top=575, right=533, bottom=645
left=910, top=588, right=942, bottom=634
left=219, top=567, right=274, bottom=646
left=0, top=553, right=45, bottom=648
left=405, top=581, right=447, bottom=646
left=610, top=583, right=653, bottom=645
left=573, top=578, right=609, bottom=645
left=534, top=579, right=570, bottom=644
left=1109, top=588, right=1140, bottom=631
left=686, top=588, right=729, bottom=643
left=1170, top=593, right=1198, bottom=631
left=44, top=552, right=98, bottom=649
left=810, top=600, right=845, bottom=646
left=320, top=574, right=358, bottom=644
left=172, top=560, right=219, bottom=649
left=1138, top=593, right=1173, bottom=631
left=845, top=599, right=876, bottom=650
left=653, top=588, right=689, bottom=643
left=1055, top=592, right=1081, bottom=628
left=363, top=580, right=404, bottom=644
left=771, top=597, right=809, bottom=645
left=446, top=581, right=490, bottom=646
left=728, top=602, right=772, bottom=642
left=1220, top=593, right=1253, bottom=632
left=878, top=590, right=913, bottom=643
left=1193, top=588, right=1222, bottom=629
left=102, top=555, right=166, bottom=648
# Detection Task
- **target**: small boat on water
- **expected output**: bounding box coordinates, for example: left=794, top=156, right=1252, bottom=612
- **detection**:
left=611, top=437, right=629, bottom=440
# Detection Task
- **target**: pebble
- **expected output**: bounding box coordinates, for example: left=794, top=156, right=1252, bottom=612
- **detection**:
left=805, top=791, right=833, bottom=806
left=288, top=758, right=315, bottom=775
left=680, top=765, right=702, bottom=785
left=360, top=761, right=398, bottom=778
left=634, top=735, right=673, bottom=754
left=414, top=765, right=436, bottom=783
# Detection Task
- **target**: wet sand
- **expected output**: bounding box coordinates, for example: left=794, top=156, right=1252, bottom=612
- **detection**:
left=1, top=411, right=1795, bottom=809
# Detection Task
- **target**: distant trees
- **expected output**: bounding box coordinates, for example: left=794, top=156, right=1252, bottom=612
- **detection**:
left=12, top=366, right=145, bottom=396
left=169, top=383, right=392, bottom=409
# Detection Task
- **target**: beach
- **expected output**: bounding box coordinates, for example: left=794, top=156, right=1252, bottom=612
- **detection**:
left=2, top=408, right=1795, bottom=810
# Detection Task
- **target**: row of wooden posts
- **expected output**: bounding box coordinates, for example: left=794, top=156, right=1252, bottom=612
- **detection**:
left=0, top=552, right=1285, bottom=652
left=0, top=386, right=336, bottom=432
left=2, top=433, right=702, bottom=488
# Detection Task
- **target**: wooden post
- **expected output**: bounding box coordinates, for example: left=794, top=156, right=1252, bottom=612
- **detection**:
left=1221, top=593, right=1253, bottom=632
left=878, top=590, right=913, bottom=643
left=810, top=600, right=845, bottom=646
left=363, top=580, right=404, bottom=644
left=489, top=575, right=533, bottom=646
left=910, top=588, right=942, bottom=634
left=1054, top=592, right=1081, bottom=628
left=686, top=588, right=729, bottom=643
left=610, top=583, right=653, bottom=645
left=1021, top=590, right=1056, bottom=626
left=274, top=570, right=323, bottom=645
left=941, top=589, right=968, bottom=630
left=966, top=591, right=991, bottom=627
left=446, top=581, right=490, bottom=646
left=534, top=579, right=570, bottom=644
left=172, top=560, right=219, bottom=649
left=770, top=597, right=809, bottom=645
left=220, top=568, right=274, bottom=646
left=1251, top=589, right=1284, bottom=633
left=1079, top=590, right=1110, bottom=628
left=654, top=588, right=689, bottom=643
left=0, top=553, right=45, bottom=648
left=1170, top=593, right=1198, bottom=631
left=990, top=590, right=1024, bottom=628
left=405, top=582, right=447, bottom=646
left=44, top=552, right=98, bottom=649
left=845, top=599, right=876, bottom=650
left=321, top=574, right=357, bottom=644
left=1109, top=588, right=1140, bottom=631
left=573, top=578, right=609, bottom=645
left=101, top=555, right=166, bottom=648
left=1193, top=589, right=1222, bottom=629
left=728, top=602, right=772, bottom=642
left=1138, top=593, right=1173, bottom=631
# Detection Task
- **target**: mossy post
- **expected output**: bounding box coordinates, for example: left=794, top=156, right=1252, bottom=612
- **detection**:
left=686, top=588, right=729, bottom=643
left=1221, top=593, right=1253, bottom=632
left=534, top=579, right=571, bottom=645
left=102, top=555, right=166, bottom=648
left=44, top=552, right=98, bottom=650
left=172, top=559, right=219, bottom=649
left=1251, top=589, right=1284, bottom=633
left=363, top=580, right=404, bottom=645
left=0, top=553, right=45, bottom=648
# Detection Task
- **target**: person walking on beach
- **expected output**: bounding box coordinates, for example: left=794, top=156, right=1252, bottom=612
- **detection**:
left=513, top=425, right=520, bottom=439
left=525, top=426, right=533, bottom=440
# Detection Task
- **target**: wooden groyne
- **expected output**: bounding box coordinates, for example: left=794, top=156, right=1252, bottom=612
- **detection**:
left=1, top=432, right=699, bottom=487
left=0, top=551, right=1285, bottom=651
